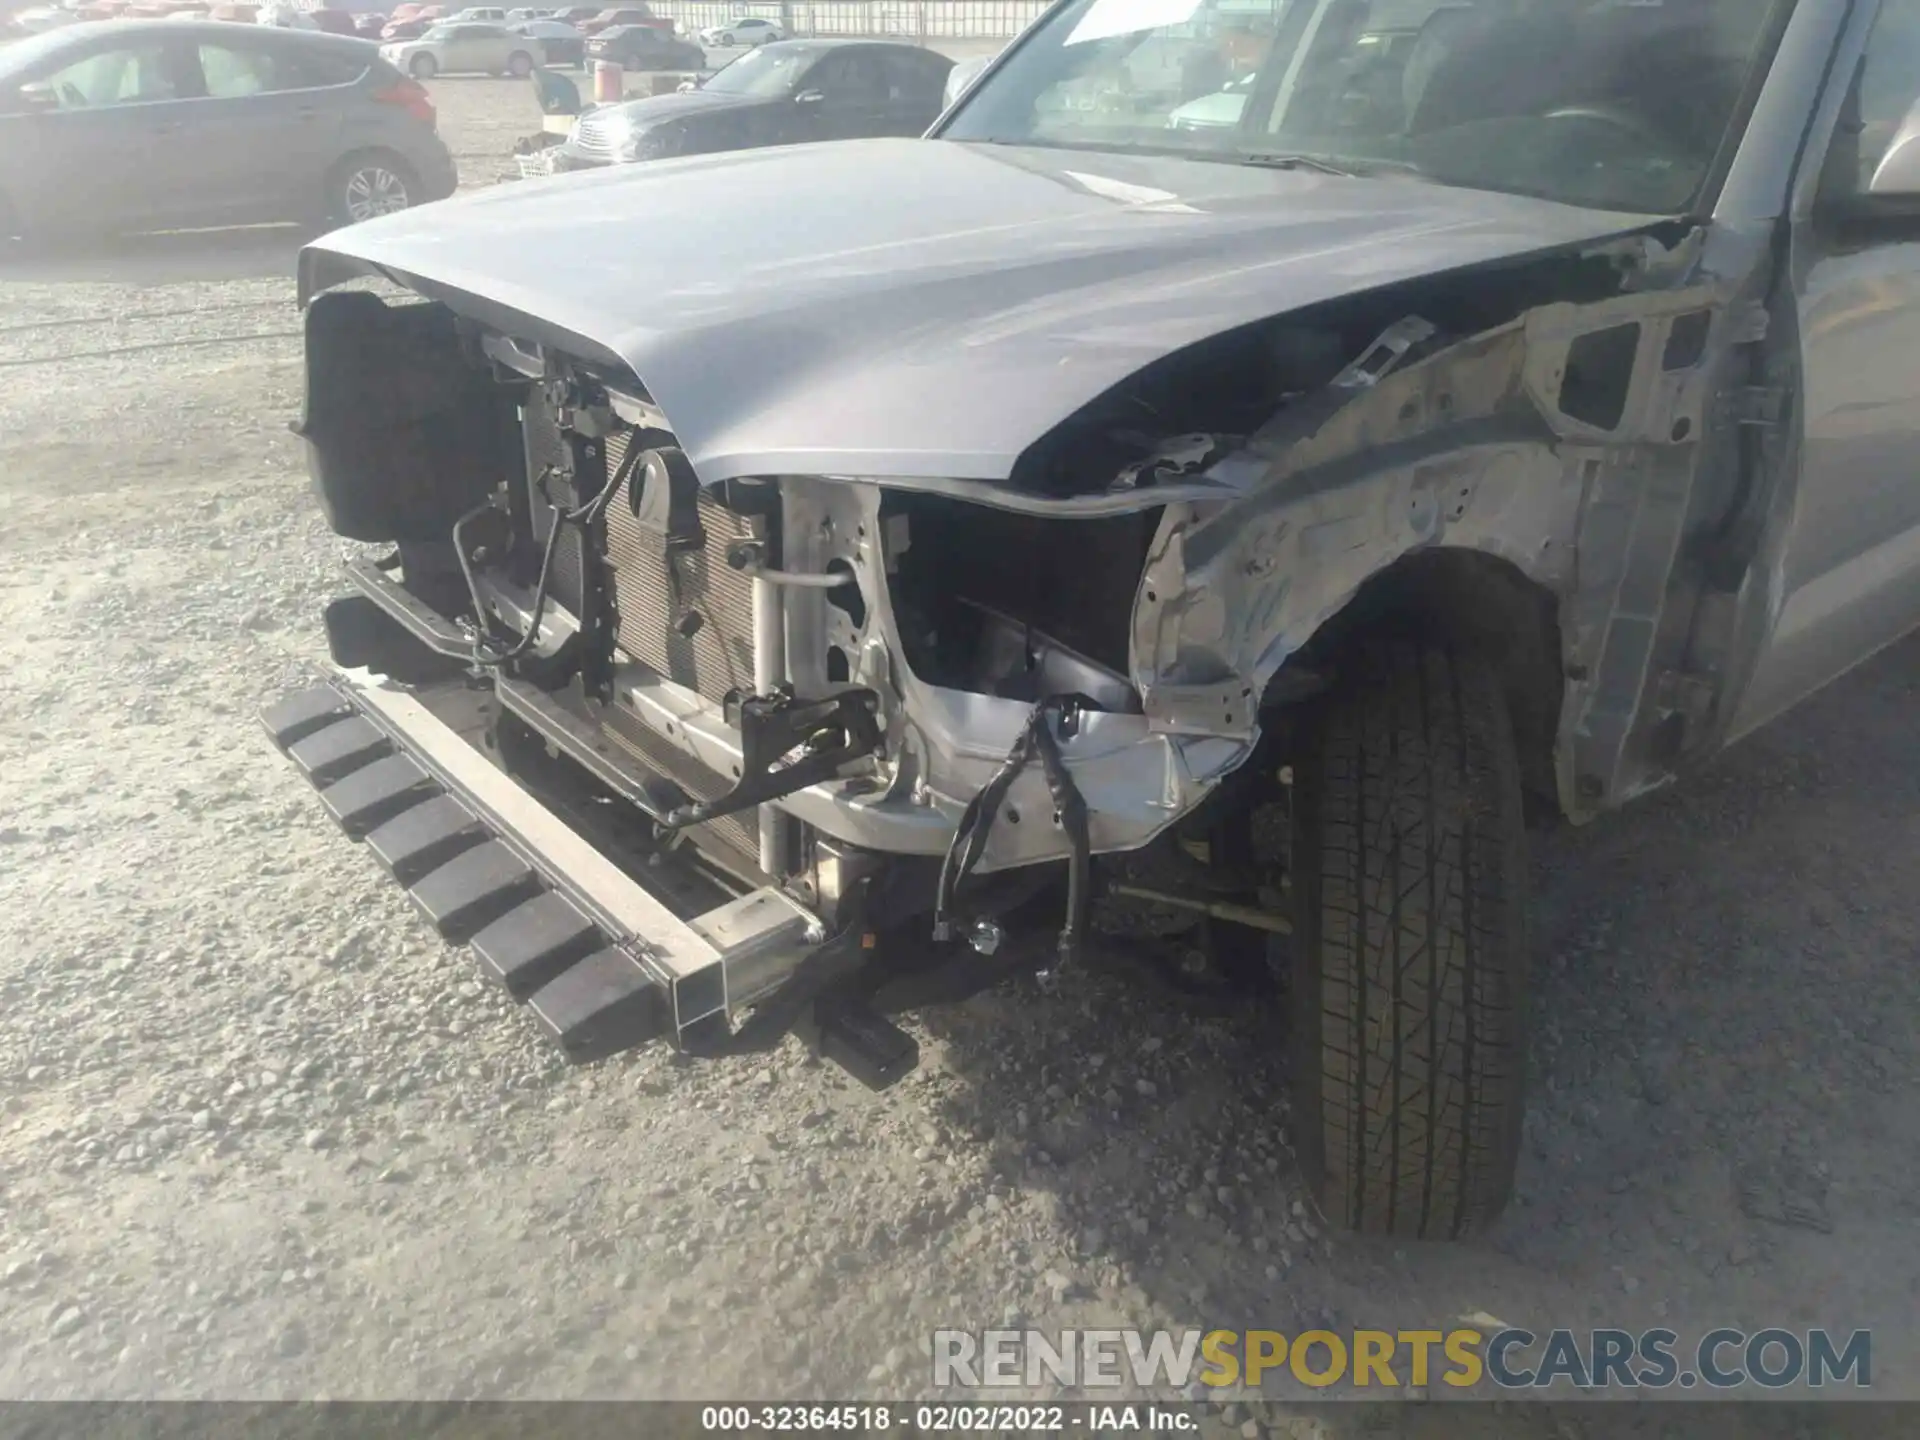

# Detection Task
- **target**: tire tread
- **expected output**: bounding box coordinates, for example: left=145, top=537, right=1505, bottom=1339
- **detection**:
left=1292, top=640, right=1528, bottom=1239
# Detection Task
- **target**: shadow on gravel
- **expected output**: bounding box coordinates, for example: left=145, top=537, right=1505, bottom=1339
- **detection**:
left=0, top=227, right=308, bottom=286
left=898, top=630, right=1920, bottom=1412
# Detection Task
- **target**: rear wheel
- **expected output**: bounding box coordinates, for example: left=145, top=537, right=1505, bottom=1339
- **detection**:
left=1286, top=639, right=1530, bottom=1240
left=409, top=52, right=439, bottom=79
left=327, top=151, right=419, bottom=226
left=507, top=49, right=535, bottom=76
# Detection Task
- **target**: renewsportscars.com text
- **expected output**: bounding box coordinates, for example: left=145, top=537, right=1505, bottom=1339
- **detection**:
left=931, top=1327, right=1872, bottom=1391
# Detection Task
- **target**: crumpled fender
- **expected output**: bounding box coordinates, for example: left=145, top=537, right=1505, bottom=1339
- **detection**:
left=1129, top=263, right=1746, bottom=819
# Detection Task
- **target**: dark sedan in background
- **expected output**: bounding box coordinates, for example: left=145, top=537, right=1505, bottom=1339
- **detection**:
left=582, top=23, right=702, bottom=73
left=562, top=38, right=951, bottom=167
left=510, top=17, right=584, bottom=65
left=0, top=20, right=456, bottom=243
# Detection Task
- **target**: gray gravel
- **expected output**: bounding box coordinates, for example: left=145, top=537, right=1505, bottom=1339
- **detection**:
left=1, top=75, right=1918, bottom=1439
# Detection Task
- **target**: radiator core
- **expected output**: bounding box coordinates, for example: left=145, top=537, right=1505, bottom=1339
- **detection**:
left=601, top=431, right=761, bottom=707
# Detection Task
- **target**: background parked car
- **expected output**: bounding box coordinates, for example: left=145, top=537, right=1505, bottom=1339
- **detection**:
left=508, top=16, right=578, bottom=65
left=254, top=3, right=318, bottom=27
left=578, top=4, right=664, bottom=36
left=0, top=19, right=456, bottom=241
left=582, top=22, right=698, bottom=71
left=352, top=11, right=385, bottom=37
left=564, top=38, right=951, bottom=167
left=10, top=5, right=84, bottom=33
left=382, top=20, right=536, bottom=76
left=445, top=4, right=503, bottom=18
left=697, top=15, right=780, bottom=47
left=379, top=2, right=435, bottom=36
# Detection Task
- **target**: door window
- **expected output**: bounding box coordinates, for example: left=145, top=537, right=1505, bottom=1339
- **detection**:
left=196, top=43, right=312, bottom=98
left=1811, top=0, right=1920, bottom=209
left=806, top=51, right=884, bottom=104
left=878, top=50, right=943, bottom=105
left=39, top=43, right=182, bottom=109
left=1852, top=0, right=1920, bottom=193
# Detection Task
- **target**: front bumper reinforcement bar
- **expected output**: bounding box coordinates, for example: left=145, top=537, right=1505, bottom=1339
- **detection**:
left=259, top=672, right=826, bottom=1064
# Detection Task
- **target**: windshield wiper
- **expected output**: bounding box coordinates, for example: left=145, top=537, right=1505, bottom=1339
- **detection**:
left=1239, top=152, right=1359, bottom=177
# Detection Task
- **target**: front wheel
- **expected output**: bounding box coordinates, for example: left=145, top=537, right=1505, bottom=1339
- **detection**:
left=1287, top=639, right=1530, bottom=1240
left=409, top=52, right=438, bottom=79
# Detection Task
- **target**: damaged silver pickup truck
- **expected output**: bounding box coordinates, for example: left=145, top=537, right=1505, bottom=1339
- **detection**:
left=266, top=0, right=1920, bottom=1239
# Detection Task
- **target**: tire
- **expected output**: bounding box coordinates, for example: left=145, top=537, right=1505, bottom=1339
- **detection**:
left=409, top=52, right=438, bottom=78
left=1288, top=639, right=1530, bottom=1240
left=327, top=151, right=420, bottom=227
left=507, top=50, right=534, bottom=76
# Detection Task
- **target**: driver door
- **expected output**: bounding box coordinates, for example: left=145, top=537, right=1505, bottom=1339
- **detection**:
left=1729, top=0, right=1920, bottom=735
left=795, top=48, right=891, bottom=141
left=0, top=36, right=195, bottom=234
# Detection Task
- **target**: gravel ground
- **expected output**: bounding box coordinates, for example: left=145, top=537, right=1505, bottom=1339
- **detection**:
left=2, top=73, right=1919, bottom=1439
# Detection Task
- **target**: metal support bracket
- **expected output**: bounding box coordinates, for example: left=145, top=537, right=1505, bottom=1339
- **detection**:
left=661, top=687, right=883, bottom=831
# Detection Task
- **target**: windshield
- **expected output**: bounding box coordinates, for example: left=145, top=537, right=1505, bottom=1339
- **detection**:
left=940, top=0, right=1791, bottom=213
left=700, top=43, right=815, bottom=98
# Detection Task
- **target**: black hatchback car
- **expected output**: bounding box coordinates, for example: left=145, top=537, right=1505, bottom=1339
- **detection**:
left=562, top=38, right=953, bottom=167
left=0, top=20, right=458, bottom=244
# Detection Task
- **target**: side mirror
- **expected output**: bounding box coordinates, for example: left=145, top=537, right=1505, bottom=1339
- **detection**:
left=1869, top=98, right=1920, bottom=198
left=794, top=88, right=823, bottom=104
left=13, top=81, right=59, bottom=112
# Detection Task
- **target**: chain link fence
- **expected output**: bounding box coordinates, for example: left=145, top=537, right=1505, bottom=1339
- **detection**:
left=647, top=0, right=1049, bottom=43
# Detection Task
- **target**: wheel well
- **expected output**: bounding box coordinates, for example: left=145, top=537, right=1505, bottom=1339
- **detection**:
left=330, top=148, right=417, bottom=183
left=1275, top=548, right=1565, bottom=808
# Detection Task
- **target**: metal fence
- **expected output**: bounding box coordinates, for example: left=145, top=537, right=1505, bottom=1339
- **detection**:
left=648, top=0, right=1050, bottom=42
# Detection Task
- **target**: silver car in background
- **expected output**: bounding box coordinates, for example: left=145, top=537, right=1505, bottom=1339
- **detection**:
left=381, top=20, right=540, bottom=77
left=0, top=19, right=457, bottom=242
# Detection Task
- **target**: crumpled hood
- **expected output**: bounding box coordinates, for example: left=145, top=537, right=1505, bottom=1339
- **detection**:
left=301, top=138, right=1659, bottom=485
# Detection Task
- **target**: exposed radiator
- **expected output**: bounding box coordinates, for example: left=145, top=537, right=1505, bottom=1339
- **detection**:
left=600, top=429, right=768, bottom=874
left=512, top=410, right=769, bottom=874
left=601, top=431, right=761, bottom=706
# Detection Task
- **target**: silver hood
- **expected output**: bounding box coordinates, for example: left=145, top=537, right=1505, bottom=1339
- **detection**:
left=301, top=138, right=1661, bottom=486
